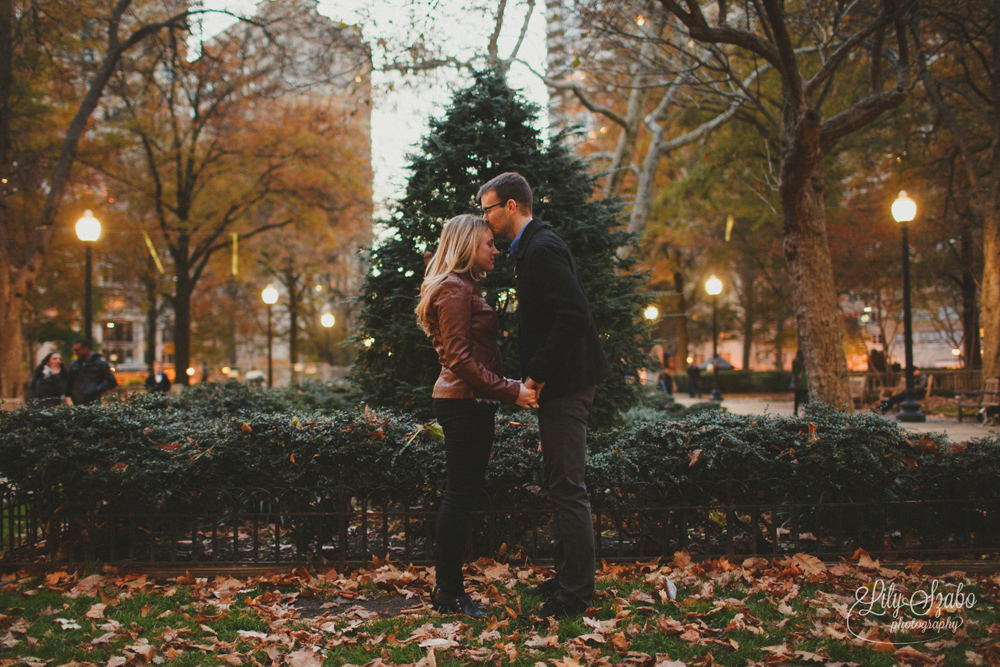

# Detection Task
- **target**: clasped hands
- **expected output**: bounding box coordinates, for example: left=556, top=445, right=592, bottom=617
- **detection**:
left=515, top=377, right=544, bottom=409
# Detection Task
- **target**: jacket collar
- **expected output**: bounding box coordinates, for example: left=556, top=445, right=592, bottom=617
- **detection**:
left=513, top=218, right=545, bottom=262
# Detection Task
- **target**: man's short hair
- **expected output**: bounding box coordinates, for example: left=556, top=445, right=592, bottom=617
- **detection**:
left=477, top=172, right=533, bottom=214
left=74, top=338, right=93, bottom=349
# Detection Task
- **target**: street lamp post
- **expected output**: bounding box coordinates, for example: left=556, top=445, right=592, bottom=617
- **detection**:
left=892, top=191, right=926, bottom=422
left=75, top=210, right=102, bottom=341
left=321, top=312, right=335, bottom=366
left=705, top=275, right=723, bottom=401
left=262, top=285, right=279, bottom=388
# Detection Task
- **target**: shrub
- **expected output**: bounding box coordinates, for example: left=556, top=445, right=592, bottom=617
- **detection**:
left=2, top=384, right=996, bottom=509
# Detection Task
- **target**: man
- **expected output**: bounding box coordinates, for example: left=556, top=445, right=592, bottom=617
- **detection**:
left=877, top=367, right=927, bottom=414
left=145, top=360, right=172, bottom=394
left=67, top=338, right=118, bottom=405
left=478, top=172, right=611, bottom=619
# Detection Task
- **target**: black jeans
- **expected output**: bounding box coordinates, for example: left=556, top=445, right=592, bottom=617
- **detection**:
left=433, top=398, right=497, bottom=596
left=538, top=385, right=596, bottom=607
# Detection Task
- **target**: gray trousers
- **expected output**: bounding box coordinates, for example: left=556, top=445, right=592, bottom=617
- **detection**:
left=538, top=384, right=596, bottom=607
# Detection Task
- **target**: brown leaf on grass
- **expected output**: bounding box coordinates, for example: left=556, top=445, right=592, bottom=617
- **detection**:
left=610, top=632, right=629, bottom=651
left=241, top=423, right=252, bottom=432
left=672, top=551, right=692, bottom=568
left=859, top=628, right=895, bottom=654
left=851, top=549, right=879, bottom=570
left=125, top=640, right=156, bottom=664
left=688, top=449, right=701, bottom=467
left=794, top=650, right=828, bottom=662
left=657, top=617, right=685, bottom=635
left=550, top=658, right=582, bottom=667
left=287, top=649, right=324, bottom=667
left=85, top=603, right=107, bottom=619
left=106, top=657, right=128, bottom=667
left=91, top=632, right=117, bottom=645
left=472, top=558, right=511, bottom=582
left=963, top=650, right=984, bottom=665
left=679, top=628, right=701, bottom=643
left=71, top=574, right=107, bottom=597
left=44, top=571, right=75, bottom=589
left=791, top=553, right=826, bottom=577
left=524, top=633, right=560, bottom=648
left=828, top=563, right=851, bottom=577
left=893, top=646, right=940, bottom=664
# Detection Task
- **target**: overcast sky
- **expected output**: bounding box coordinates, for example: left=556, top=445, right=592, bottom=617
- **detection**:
left=204, top=0, right=549, bottom=208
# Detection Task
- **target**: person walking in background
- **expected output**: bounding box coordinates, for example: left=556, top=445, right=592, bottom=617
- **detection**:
left=145, top=360, right=172, bottom=394
left=791, top=350, right=809, bottom=416
left=67, top=338, right=117, bottom=406
left=479, top=172, right=611, bottom=619
left=659, top=354, right=674, bottom=395
left=416, top=214, right=538, bottom=619
left=686, top=360, right=702, bottom=398
left=27, top=352, right=68, bottom=406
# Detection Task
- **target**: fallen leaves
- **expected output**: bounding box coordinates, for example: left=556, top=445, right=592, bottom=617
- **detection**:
left=0, top=556, right=997, bottom=667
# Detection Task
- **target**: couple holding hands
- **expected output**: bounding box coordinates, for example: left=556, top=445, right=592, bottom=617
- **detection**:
left=415, top=172, right=611, bottom=620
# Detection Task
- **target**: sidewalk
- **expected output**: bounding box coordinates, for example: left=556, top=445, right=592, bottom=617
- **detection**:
left=671, top=393, right=999, bottom=442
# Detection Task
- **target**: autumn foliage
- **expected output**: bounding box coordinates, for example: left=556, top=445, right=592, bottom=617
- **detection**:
left=2, top=551, right=999, bottom=666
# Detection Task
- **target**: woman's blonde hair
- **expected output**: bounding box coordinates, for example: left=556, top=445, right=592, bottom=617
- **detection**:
left=415, top=214, right=491, bottom=335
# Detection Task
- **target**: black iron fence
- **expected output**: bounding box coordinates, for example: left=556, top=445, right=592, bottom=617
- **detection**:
left=2, top=475, right=998, bottom=568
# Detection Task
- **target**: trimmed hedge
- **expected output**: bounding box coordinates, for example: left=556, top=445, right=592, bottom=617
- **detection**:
left=1, top=383, right=998, bottom=509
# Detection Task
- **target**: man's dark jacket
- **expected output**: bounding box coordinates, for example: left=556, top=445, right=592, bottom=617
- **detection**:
left=68, top=353, right=118, bottom=405
left=514, top=218, right=611, bottom=401
left=145, top=372, right=172, bottom=393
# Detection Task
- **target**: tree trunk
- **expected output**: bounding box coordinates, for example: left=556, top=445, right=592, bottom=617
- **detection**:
left=173, top=275, right=193, bottom=386
left=960, top=224, right=981, bottom=369
left=780, top=112, right=853, bottom=409
left=288, top=276, right=299, bottom=386
left=983, top=193, right=1000, bottom=377
left=984, top=1, right=1000, bottom=377
left=145, top=278, right=157, bottom=370
left=673, top=269, right=687, bottom=366
left=0, top=259, right=25, bottom=398
left=774, top=317, right=785, bottom=371
left=740, top=267, right=755, bottom=371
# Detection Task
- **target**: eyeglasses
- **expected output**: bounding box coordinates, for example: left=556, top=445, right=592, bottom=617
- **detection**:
left=482, top=200, right=507, bottom=215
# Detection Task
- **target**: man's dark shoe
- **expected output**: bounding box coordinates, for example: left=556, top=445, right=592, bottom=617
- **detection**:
left=429, top=586, right=488, bottom=619
left=524, top=578, right=560, bottom=599
left=536, top=596, right=588, bottom=620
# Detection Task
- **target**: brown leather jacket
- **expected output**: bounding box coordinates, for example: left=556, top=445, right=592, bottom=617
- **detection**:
left=426, top=274, right=520, bottom=402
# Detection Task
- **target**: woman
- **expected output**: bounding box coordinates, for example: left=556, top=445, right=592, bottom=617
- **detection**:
left=27, top=352, right=68, bottom=407
left=415, top=214, right=537, bottom=618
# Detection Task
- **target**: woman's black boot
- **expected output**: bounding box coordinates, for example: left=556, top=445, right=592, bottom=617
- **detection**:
left=430, top=586, right=488, bottom=619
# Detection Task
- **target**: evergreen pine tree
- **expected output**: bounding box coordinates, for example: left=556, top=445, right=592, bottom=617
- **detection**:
left=352, top=69, right=647, bottom=427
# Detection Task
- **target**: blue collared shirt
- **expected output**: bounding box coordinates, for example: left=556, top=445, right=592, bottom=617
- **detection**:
left=509, top=223, right=529, bottom=260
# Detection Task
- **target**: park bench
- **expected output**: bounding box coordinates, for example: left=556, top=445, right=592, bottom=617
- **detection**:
left=957, top=377, right=1000, bottom=423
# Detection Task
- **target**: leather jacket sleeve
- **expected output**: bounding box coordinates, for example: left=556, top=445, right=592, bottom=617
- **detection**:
left=433, top=280, right=520, bottom=403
